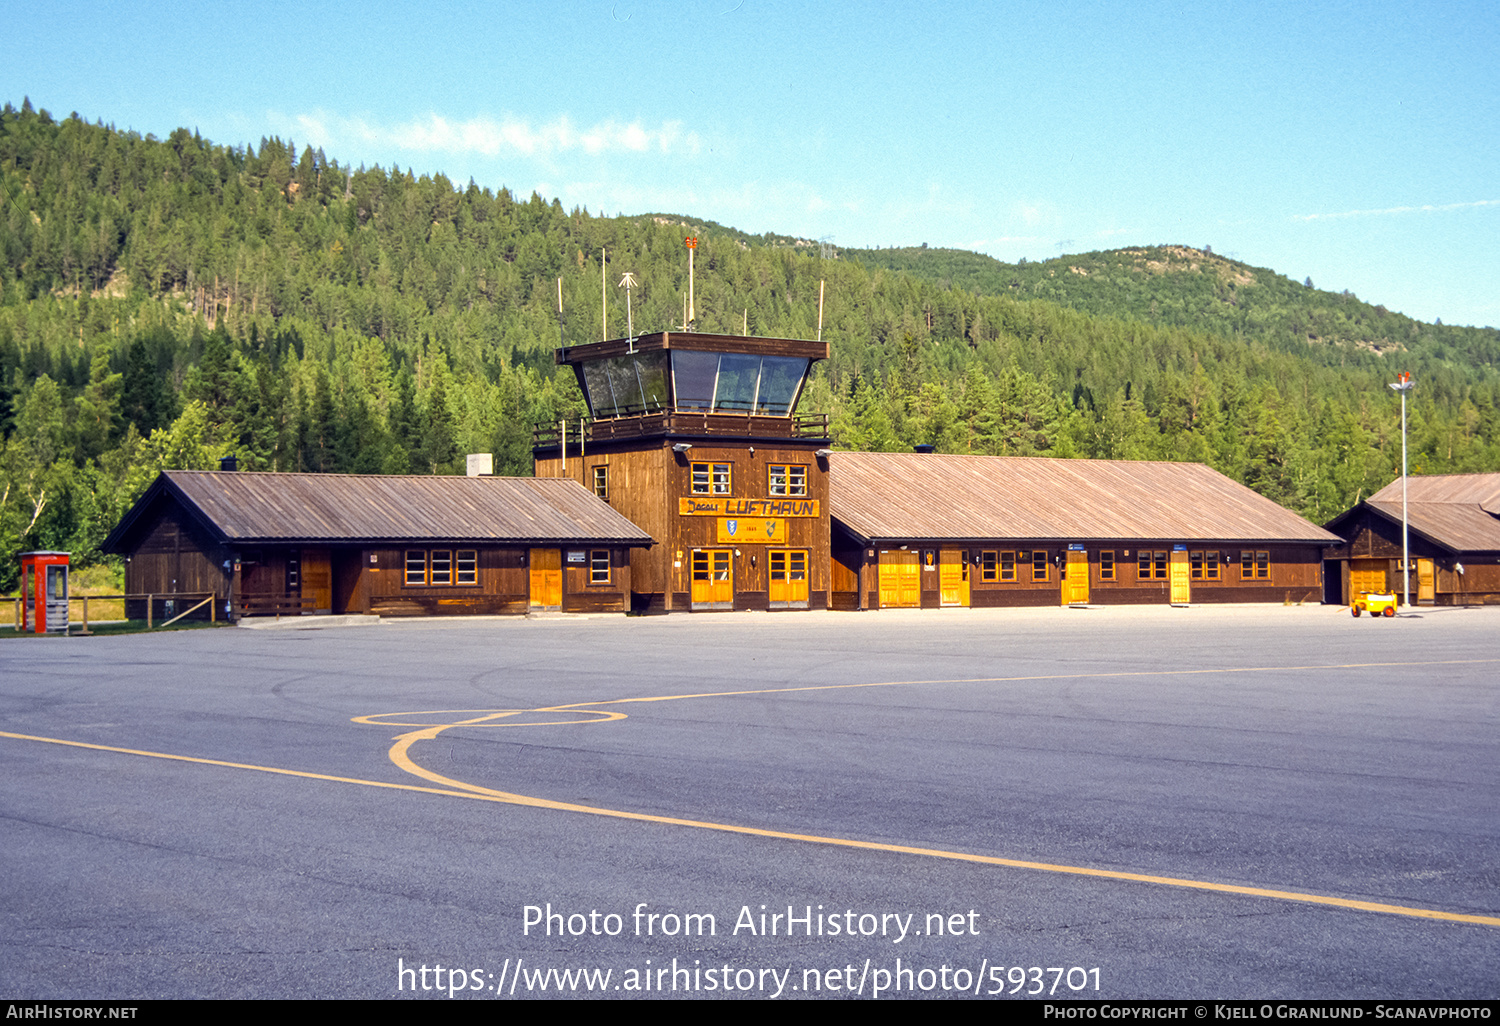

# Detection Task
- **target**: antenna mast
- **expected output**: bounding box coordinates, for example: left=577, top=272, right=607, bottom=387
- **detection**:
left=557, top=276, right=564, bottom=348
left=685, top=236, right=697, bottom=327
left=619, top=271, right=638, bottom=350
left=600, top=248, right=607, bottom=341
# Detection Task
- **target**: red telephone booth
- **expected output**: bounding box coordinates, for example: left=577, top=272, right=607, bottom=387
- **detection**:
left=19, top=551, right=70, bottom=633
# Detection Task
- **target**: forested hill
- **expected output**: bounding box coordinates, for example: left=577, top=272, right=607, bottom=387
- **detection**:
left=2, top=98, right=1498, bottom=586
left=847, top=244, right=1500, bottom=360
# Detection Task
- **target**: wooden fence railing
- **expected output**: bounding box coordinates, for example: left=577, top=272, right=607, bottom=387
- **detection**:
left=8, top=592, right=221, bottom=634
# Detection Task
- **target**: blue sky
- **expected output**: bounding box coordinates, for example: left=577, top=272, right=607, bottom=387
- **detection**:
left=5, top=0, right=1497, bottom=327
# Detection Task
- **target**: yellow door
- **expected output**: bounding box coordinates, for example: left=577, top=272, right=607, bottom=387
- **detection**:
left=691, top=550, right=734, bottom=608
left=878, top=550, right=920, bottom=608
left=302, top=548, right=332, bottom=613
left=939, top=549, right=969, bottom=606
left=1169, top=549, right=1191, bottom=605
left=769, top=550, right=809, bottom=607
left=1062, top=549, right=1090, bottom=605
left=1417, top=559, right=1435, bottom=603
left=529, top=548, right=562, bottom=609
left=1350, top=559, right=1387, bottom=598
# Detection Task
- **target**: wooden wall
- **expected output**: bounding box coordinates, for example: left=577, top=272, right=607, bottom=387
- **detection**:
left=123, top=508, right=231, bottom=618
left=1326, top=509, right=1500, bottom=604
left=538, top=438, right=830, bottom=612
left=831, top=542, right=1326, bottom=609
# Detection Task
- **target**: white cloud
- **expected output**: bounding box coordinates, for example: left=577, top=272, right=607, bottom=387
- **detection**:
left=1293, top=199, right=1499, bottom=222
left=288, top=110, right=701, bottom=159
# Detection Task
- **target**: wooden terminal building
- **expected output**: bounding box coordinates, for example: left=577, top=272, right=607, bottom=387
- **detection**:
left=533, top=330, right=832, bottom=612
left=827, top=452, right=1339, bottom=609
left=1323, top=472, right=1500, bottom=605
left=102, top=470, right=652, bottom=618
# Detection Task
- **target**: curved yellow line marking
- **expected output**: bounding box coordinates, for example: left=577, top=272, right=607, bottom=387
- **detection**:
left=353, top=656, right=1500, bottom=930
left=5, top=726, right=1497, bottom=929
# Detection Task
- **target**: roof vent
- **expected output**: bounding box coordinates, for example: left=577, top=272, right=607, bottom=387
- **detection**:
left=466, top=453, right=494, bottom=477
left=219, top=454, right=238, bottom=472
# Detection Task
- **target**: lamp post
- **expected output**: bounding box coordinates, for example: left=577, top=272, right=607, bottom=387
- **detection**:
left=1388, top=372, right=1414, bottom=609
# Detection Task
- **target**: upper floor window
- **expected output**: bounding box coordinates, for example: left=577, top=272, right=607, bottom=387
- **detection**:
left=767, top=464, right=807, bottom=497
left=691, top=462, right=732, bottom=495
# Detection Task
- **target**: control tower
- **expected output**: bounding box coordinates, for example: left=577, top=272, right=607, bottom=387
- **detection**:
left=534, top=330, right=831, bottom=612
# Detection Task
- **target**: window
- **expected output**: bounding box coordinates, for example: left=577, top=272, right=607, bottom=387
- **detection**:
left=456, top=550, right=478, bottom=585
left=592, top=465, right=609, bottom=502
left=1241, top=550, right=1270, bottom=579
left=768, top=464, right=807, bottom=497
left=1190, top=551, right=1222, bottom=579
left=980, top=551, right=998, bottom=582
left=405, top=550, right=427, bottom=585
left=405, top=549, right=476, bottom=586
left=590, top=550, right=611, bottom=584
left=1032, top=550, right=1049, bottom=582
left=1001, top=551, right=1016, bottom=582
left=1100, top=551, right=1115, bottom=581
left=691, top=462, right=732, bottom=495
left=1139, top=551, right=1168, bottom=580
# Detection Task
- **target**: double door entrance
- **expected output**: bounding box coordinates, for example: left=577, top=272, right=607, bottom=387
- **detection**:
left=690, top=549, right=809, bottom=610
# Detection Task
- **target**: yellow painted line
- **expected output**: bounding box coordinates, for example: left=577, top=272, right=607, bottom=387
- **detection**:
left=0, top=729, right=483, bottom=800
left=12, top=653, right=1500, bottom=932
left=7, top=727, right=1493, bottom=929
left=354, top=709, right=626, bottom=729
left=549, top=657, right=1500, bottom=710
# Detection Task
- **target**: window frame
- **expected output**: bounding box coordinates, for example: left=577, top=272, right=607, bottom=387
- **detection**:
left=1099, top=550, right=1115, bottom=581
left=592, top=464, right=609, bottom=502
left=405, top=549, right=478, bottom=587
left=456, top=550, right=478, bottom=586
left=1032, top=550, right=1049, bottom=582
left=1241, top=550, right=1271, bottom=580
left=767, top=463, right=808, bottom=497
left=1139, top=550, right=1168, bottom=580
left=405, top=549, right=428, bottom=586
left=980, top=550, right=999, bottom=583
left=589, top=549, right=611, bottom=585
left=691, top=462, right=732, bottom=495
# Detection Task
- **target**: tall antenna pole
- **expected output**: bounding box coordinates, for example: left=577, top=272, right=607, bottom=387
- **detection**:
left=619, top=272, right=638, bottom=350
left=817, top=279, right=825, bottom=342
left=1389, top=371, right=1415, bottom=609
left=557, top=277, right=564, bottom=348
left=685, top=236, right=697, bottom=327
left=600, top=247, right=607, bottom=341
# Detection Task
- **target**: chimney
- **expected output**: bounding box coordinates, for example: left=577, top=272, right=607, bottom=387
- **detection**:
left=219, top=454, right=239, bottom=472
left=466, top=453, right=494, bottom=477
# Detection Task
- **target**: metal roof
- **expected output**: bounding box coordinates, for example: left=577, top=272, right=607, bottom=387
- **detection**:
left=107, top=471, right=654, bottom=548
left=829, top=452, right=1339, bottom=545
left=1370, top=472, right=1500, bottom=514
left=1360, top=499, right=1500, bottom=553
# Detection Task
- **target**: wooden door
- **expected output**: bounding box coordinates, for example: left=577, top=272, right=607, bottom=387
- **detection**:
left=691, top=550, right=733, bottom=608
left=1350, top=559, right=1387, bottom=598
left=878, top=550, right=920, bottom=608
left=1062, top=549, right=1089, bottom=605
left=769, top=550, right=809, bottom=608
left=1169, top=549, right=1191, bottom=605
left=1417, top=558, right=1435, bottom=603
left=939, top=549, right=969, bottom=607
left=529, top=548, right=562, bottom=609
left=302, top=548, right=332, bottom=614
